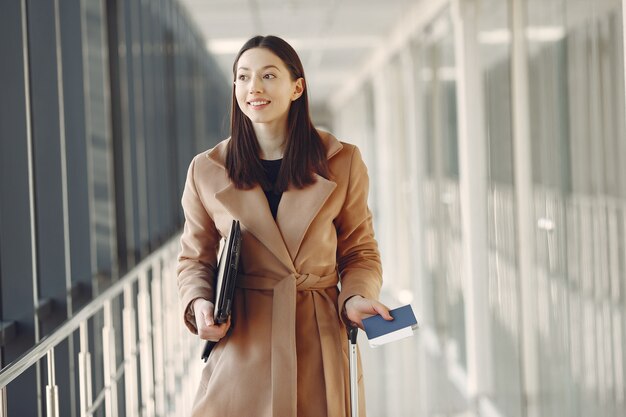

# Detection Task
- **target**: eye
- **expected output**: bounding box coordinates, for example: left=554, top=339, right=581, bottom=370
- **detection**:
left=237, top=74, right=248, bottom=81
left=263, top=73, right=276, bottom=79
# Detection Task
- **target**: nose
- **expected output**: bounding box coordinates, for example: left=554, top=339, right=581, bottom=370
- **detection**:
left=249, top=75, right=263, bottom=93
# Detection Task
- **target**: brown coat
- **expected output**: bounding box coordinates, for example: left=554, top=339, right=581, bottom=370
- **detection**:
left=177, top=132, right=382, bottom=417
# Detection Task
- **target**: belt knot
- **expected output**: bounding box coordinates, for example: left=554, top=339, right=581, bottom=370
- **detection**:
left=293, top=273, right=322, bottom=290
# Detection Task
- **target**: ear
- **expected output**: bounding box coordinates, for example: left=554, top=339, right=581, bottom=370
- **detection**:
left=292, top=78, right=305, bottom=101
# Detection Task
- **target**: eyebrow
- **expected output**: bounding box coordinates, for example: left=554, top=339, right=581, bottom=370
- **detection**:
left=236, top=65, right=281, bottom=72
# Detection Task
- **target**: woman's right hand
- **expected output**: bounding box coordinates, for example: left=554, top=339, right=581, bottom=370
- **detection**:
left=193, top=298, right=231, bottom=341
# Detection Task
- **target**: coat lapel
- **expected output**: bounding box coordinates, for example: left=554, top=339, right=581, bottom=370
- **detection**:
left=215, top=182, right=296, bottom=272
left=207, top=132, right=343, bottom=269
left=275, top=133, right=342, bottom=261
left=276, top=175, right=337, bottom=261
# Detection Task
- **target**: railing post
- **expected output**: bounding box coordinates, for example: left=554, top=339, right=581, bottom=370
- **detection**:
left=46, top=348, right=60, bottom=417
left=138, top=269, right=155, bottom=417
left=123, top=284, right=139, bottom=417
left=151, top=258, right=165, bottom=416
left=0, top=386, right=7, bottom=417
left=163, top=256, right=177, bottom=416
left=103, top=300, right=118, bottom=417
left=78, top=321, right=93, bottom=417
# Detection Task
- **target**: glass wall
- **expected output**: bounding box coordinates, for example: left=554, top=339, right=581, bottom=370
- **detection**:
left=0, top=0, right=228, bottom=415
left=478, top=0, right=524, bottom=415
left=527, top=0, right=626, bottom=416
left=526, top=2, right=573, bottom=416
left=331, top=0, right=626, bottom=416
left=415, top=12, right=466, bottom=370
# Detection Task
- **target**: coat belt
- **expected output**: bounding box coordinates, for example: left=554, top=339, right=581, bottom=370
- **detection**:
left=237, top=272, right=346, bottom=417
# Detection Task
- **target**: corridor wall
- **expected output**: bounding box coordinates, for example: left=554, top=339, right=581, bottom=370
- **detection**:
left=331, top=0, right=626, bottom=416
left=0, top=0, right=229, bottom=415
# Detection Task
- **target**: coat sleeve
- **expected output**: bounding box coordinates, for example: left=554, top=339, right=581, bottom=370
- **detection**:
left=335, top=145, right=383, bottom=318
left=177, top=155, right=221, bottom=334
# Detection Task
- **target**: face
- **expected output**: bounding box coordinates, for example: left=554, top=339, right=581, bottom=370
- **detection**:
left=234, top=47, right=304, bottom=126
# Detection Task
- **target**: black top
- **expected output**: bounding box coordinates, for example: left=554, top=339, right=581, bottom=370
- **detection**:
left=260, top=159, right=283, bottom=219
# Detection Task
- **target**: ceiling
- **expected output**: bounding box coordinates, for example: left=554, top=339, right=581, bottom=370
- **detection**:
left=178, top=0, right=417, bottom=114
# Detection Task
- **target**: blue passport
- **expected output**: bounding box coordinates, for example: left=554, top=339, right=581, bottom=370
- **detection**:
left=362, top=304, right=418, bottom=347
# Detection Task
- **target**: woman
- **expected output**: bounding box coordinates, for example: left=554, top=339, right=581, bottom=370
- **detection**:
left=177, top=35, right=392, bottom=417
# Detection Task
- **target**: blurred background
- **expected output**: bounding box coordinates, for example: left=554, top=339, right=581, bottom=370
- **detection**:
left=0, top=0, right=625, bottom=416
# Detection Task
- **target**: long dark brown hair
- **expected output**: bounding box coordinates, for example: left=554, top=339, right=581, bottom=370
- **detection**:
left=226, top=35, right=329, bottom=192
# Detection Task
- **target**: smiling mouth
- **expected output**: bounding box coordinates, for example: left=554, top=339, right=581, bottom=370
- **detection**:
left=248, top=100, right=270, bottom=106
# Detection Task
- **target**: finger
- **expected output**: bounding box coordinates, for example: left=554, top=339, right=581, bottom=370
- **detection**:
left=222, top=316, right=231, bottom=329
left=373, top=302, right=393, bottom=320
left=210, top=325, right=229, bottom=340
left=196, top=318, right=205, bottom=334
left=202, top=327, right=225, bottom=341
left=213, top=323, right=228, bottom=334
left=204, top=309, right=214, bottom=326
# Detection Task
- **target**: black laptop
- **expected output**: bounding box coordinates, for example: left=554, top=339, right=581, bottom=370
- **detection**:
left=202, top=219, right=241, bottom=361
left=213, top=219, right=242, bottom=323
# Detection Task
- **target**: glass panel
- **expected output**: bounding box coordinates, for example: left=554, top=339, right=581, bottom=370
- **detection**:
left=478, top=0, right=523, bottom=415
left=84, top=0, right=116, bottom=286
left=527, top=0, right=626, bottom=415
left=388, top=56, right=416, bottom=293
left=411, top=38, right=438, bottom=334
left=0, top=1, right=40, bottom=414
left=525, top=1, right=573, bottom=416
left=82, top=0, right=115, bottom=406
left=416, top=11, right=466, bottom=369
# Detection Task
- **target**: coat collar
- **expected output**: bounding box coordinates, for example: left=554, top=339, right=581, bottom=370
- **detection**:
left=205, top=131, right=343, bottom=168
left=207, top=132, right=342, bottom=271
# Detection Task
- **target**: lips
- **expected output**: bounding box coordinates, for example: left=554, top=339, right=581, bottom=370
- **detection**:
left=247, top=99, right=271, bottom=109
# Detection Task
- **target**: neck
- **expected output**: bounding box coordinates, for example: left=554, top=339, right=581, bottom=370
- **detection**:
left=253, top=120, right=288, bottom=160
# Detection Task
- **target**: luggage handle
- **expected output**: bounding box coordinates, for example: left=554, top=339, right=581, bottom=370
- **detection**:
left=348, top=326, right=358, bottom=417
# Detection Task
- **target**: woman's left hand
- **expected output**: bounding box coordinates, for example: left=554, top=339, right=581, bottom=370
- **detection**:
left=343, top=295, right=393, bottom=329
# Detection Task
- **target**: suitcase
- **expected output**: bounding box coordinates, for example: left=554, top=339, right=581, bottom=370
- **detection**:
left=348, top=326, right=359, bottom=417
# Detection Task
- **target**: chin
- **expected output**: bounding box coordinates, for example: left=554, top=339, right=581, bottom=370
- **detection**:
left=244, top=113, right=274, bottom=124
left=245, top=115, right=268, bottom=124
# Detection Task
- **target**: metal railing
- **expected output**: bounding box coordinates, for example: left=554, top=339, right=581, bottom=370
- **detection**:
left=0, top=235, right=201, bottom=417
